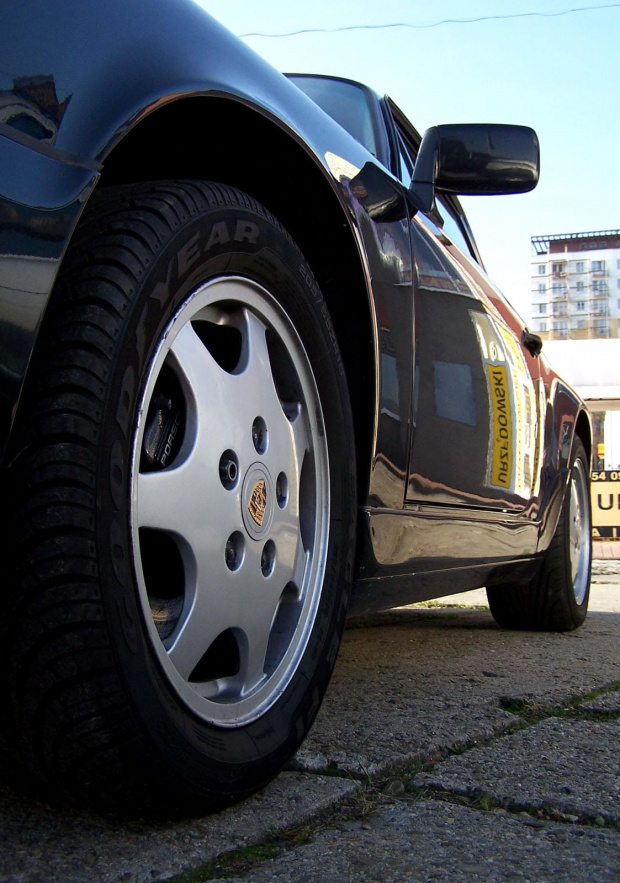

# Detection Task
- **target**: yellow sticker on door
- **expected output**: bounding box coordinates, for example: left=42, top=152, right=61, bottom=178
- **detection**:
left=487, top=363, right=513, bottom=489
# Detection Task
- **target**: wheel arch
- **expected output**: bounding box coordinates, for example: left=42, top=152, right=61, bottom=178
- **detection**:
left=94, top=95, right=375, bottom=503
left=574, top=407, right=593, bottom=467
left=537, top=403, right=593, bottom=554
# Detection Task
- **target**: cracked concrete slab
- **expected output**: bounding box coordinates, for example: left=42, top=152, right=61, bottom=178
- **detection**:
left=0, top=773, right=358, bottom=883
left=579, top=691, right=620, bottom=714
left=296, top=602, right=620, bottom=776
left=209, top=800, right=620, bottom=883
left=414, top=717, right=620, bottom=824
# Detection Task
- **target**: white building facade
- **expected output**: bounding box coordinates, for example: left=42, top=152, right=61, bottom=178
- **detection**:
left=530, top=230, right=620, bottom=341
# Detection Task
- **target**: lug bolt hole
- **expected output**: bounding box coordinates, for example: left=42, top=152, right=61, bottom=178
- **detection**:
left=225, top=532, right=244, bottom=571
left=219, top=450, right=239, bottom=490
left=276, top=472, right=288, bottom=508
left=261, top=539, right=276, bottom=578
left=252, top=417, right=268, bottom=455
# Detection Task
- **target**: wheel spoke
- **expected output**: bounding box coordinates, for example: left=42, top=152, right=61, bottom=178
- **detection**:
left=168, top=322, right=245, bottom=456
left=237, top=309, right=299, bottom=462
left=267, top=406, right=310, bottom=502
left=240, top=606, right=278, bottom=694
left=136, top=464, right=192, bottom=533
left=166, top=549, right=263, bottom=681
left=291, top=540, right=310, bottom=592
left=166, top=584, right=231, bottom=681
left=136, top=455, right=239, bottom=545
left=270, top=515, right=307, bottom=591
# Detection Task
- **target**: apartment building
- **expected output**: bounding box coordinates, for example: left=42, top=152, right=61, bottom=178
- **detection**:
left=530, top=230, right=620, bottom=340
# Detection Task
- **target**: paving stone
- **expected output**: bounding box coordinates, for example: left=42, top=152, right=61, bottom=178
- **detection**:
left=0, top=773, right=358, bottom=883
left=209, top=800, right=620, bottom=883
left=579, top=691, right=620, bottom=714
left=298, top=602, right=620, bottom=774
left=414, top=718, right=620, bottom=823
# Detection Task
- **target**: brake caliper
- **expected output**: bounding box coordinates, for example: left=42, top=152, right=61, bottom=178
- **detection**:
left=142, top=391, right=184, bottom=470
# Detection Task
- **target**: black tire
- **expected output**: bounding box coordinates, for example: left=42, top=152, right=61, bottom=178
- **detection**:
left=487, top=438, right=591, bottom=631
left=1, top=181, right=356, bottom=814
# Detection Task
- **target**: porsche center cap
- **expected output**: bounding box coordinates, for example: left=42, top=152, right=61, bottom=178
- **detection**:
left=248, top=478, right=267, bottom=527
left=242, top=465, right=274, bottom=539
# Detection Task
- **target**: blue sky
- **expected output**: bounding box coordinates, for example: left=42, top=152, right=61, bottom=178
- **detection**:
left=198, top=1, right=620, bottom=320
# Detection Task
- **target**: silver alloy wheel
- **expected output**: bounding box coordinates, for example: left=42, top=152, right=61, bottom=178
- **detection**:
left=569, top=456, right=591, bottom=606
left=130, top=277, right=330, bottom=727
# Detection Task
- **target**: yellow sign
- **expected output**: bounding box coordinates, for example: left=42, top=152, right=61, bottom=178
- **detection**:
left=591, top=471, right=620, bottom=537
left=487, top=363, right=513, bottom=489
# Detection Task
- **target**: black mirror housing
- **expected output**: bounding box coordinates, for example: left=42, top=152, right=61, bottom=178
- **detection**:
left=409, top=123, right=540, bottom=214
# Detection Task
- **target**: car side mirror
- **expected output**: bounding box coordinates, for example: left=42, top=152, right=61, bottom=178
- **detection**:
left=408, top=123, right=540, bottom=215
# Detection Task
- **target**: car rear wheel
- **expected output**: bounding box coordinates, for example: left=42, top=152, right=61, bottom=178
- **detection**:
left=2, top=181, right=355, bottom=813
left=486, top=438, right=591, bottom=631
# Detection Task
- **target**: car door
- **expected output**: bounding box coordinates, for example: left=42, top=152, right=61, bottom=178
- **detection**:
left=392, top=115, right=543, bottom=516
left=407, top=203, right=543, bottom=514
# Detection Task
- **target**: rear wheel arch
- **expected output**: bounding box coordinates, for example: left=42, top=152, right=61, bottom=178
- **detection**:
left=574, top=408, right=593, bottom=467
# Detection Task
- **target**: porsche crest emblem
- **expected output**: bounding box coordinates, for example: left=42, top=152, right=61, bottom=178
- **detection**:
left=248, top=479, right=267, bottom=527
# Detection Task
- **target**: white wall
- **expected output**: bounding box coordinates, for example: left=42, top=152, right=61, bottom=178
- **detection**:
left=604, top=411, right=620, bottom=470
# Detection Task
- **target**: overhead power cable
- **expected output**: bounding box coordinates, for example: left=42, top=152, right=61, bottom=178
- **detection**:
left=239, top=3, right=620, bottom=38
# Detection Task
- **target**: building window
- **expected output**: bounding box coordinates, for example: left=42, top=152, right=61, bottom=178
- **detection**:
left=576, top=281, right=585, bottom=292
left=538, top=283, right=546, bottom=294
left=576, top=261, right=585, bottom=273
left=576, top=301, right=585, bottom=311
left=617, top=279, right=620, bottom=288
left=538, top=303, right=547, bottom=313
left=592, top=260, right=606, bottom=272
left=539, top=322, right=547, bottom=332
left=537, top=265, right=546, bottom=275
left=617, top=259, right=620, bottom=270
left=553, top=321, right=568, bottom=330
left=571, top=319, right=587, bottom=330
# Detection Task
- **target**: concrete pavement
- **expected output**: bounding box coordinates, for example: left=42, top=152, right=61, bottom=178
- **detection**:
left=1, top=562, right=619, bottom=882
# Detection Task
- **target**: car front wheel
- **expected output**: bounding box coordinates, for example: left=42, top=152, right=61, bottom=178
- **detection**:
left=2, top=181, right=356, bottom=813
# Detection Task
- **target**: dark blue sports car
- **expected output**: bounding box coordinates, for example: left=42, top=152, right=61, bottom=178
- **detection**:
left=0, top=0, right=591, bottom=813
